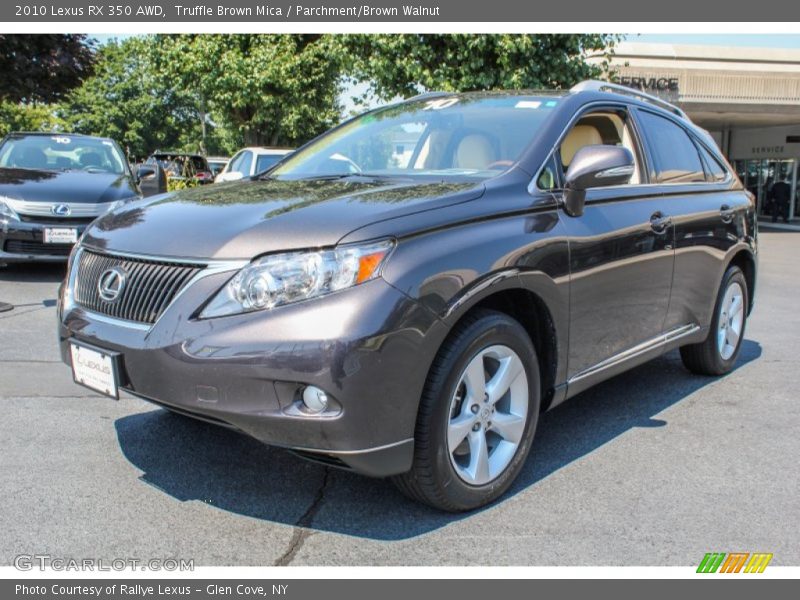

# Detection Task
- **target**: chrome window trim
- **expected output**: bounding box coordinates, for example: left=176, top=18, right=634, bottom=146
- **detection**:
left=529, top=100, right=733, bottom=197
left=568, top=324, right=701, bottom=385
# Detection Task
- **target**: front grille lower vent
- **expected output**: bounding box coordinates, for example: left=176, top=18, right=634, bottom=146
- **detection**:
left=74, top=250, right=204, bottom=324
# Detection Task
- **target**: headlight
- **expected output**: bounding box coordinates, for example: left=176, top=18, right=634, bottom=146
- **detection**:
left=0, top=197, right=20, bottom=222
left=200, top=239, right=395, bottom=318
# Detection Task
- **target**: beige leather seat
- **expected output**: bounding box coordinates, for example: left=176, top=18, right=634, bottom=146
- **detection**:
left=560, top=125, right=603, bottom=168
left=454, top=134, right=496, bottom=170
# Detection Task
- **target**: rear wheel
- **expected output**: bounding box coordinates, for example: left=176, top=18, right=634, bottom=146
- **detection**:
left=680, top=265, right=748, bottom=376
left=392, top=309, right=540, bottom=512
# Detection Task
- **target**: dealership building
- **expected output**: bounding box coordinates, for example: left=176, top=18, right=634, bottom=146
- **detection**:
left=595, top=42, right=800, bottom=222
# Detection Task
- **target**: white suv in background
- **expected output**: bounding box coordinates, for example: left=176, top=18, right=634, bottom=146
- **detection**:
left=214, top=147, right=293, bottom=182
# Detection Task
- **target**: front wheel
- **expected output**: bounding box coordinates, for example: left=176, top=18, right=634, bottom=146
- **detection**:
left=392, top=309, right=540, bottom=512
left=680, top=265, right=749, bottom=376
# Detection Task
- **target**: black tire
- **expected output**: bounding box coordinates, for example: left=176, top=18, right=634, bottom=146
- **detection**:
left=392, top=309, right=541, bottom=512
left=680, top=265, right=748, bottom=376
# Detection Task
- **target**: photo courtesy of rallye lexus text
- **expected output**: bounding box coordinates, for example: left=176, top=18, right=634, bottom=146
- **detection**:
left=0, top=133, right=141, bottom=262
left=57, top=81, right=757, bottom=512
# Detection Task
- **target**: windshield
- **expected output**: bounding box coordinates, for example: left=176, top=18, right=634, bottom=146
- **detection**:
left=0, top=134, right=127, bottom=174
left=272, top=95, right=559, bottom=181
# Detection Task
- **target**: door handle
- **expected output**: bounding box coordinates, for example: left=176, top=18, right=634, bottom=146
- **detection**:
left=720, top=204, right=735, bottom=223
left=650, top=212, right=672, bottom=234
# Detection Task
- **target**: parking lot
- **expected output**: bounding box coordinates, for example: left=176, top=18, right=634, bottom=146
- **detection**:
left=1, top=229, right=798, bottom=567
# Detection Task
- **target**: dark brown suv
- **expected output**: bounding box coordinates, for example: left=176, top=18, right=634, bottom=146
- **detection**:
left=58, top=81, right=757, bottom=511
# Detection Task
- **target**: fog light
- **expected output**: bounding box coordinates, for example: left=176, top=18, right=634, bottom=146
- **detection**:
left=302, top=386, right=329, bottom=413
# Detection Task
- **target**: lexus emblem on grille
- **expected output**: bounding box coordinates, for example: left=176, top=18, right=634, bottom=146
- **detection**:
left=98, top=267, right=126, bottom=302
left=51, top=204, right=71, bottom=217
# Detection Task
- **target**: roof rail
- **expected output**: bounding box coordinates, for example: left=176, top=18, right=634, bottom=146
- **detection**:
left=571, top=80, right=689, bottom=120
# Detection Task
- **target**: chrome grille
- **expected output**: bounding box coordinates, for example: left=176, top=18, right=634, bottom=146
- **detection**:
left=74, top=250, right=204, bottom=324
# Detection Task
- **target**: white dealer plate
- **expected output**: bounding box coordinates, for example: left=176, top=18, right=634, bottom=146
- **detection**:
left=70, top=342, right=119, bottom=399
left=44, top=227, right=78, bottom=244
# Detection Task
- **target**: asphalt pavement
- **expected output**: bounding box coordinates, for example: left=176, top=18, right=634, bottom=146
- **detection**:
left=1, top=230, right=798, bottom=566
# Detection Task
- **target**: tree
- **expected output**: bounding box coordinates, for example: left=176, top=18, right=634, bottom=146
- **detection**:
left=154, top=35, right=347, bottom=147
left=345, top=34, right=619, bottom=102
left=59, top=37, right=202, bottom=160
left=0, top=101, right=63, bottom=138
left=0, top=34, right=95, bottom=103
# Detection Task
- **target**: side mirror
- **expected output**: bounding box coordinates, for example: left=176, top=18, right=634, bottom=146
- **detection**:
left=563, top=145, right=635, bottom=217
left=136, top=164, right=167, bottom=197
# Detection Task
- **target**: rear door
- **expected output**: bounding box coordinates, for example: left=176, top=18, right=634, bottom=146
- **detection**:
left=635, top=109, right=753, bottom=333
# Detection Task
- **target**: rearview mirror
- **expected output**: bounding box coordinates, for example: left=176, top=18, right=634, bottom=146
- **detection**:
left=563, top=145, right=634, bottom=217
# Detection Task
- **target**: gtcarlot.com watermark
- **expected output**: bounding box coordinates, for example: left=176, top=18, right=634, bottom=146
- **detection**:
left=14, top=554, right=194, bottom=572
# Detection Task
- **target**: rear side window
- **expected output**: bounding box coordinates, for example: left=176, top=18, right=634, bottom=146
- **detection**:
left=638, top=111, right=705, bottom=184
left=696, top=142, right=728, bottom=183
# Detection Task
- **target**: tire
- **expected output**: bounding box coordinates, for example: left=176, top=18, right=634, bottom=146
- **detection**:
left=392, top=309, right=541, bottom=512
left=680, top=265, right=748, bottom=376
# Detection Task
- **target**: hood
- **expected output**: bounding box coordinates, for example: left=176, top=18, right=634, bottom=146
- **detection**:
left=82, top=177, right=484, bottom=260
left=0, top=168, right=137, bottom=204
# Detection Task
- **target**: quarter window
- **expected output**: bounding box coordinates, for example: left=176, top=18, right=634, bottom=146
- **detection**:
left=696, top=142, right=728, bottom=182
left=639, top=111, right=706, bottom=184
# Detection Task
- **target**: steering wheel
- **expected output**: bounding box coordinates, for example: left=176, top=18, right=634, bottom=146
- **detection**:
left=486, top=160, right=514, bottom=170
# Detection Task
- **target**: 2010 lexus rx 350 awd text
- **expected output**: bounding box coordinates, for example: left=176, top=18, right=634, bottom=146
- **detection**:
left=58, top=81, right=757, bottom=511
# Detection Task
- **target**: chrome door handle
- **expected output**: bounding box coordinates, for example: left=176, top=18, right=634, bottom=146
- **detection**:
left=650, top=212, right=672, bottom=234
left=720, top=204, right=735, bottom=223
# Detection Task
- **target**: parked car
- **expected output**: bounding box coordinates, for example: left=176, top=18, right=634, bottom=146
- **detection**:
left=214, top=147, right=292, bottom=182
left=58, top=82, right=757, bottom=511
left=0, top=132, right=141, bottom=262
left=207, top=156, right=230, bottom=178
left=145, top=152, right=214, bottom=185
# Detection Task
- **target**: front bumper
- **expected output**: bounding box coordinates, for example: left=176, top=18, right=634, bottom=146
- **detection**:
left=59, top=259, right=445, bottom=477
left=1, top=217, right=90, bottom=262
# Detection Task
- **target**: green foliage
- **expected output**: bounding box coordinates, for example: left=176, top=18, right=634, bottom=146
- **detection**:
left=0, top=101, right=63, bottom=138
left=58, top=37, right=201, bottom=160
left=344, top=34, right=619, bottom=101
left=153, top=35, right=347, bottom=148
left=0, top=34, right=95, bottom=103
left=3, top=34, right=618, bottom=163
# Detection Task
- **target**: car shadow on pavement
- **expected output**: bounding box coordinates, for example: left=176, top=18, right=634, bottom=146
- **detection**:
left=114, top=340, right=761, bottom=541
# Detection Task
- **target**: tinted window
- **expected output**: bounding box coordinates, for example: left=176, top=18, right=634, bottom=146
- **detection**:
left=696, top=142, right=728, bottom=182
left=255, top=154, right=283, bottom=173
left=639, top=111, right=705, bottom=184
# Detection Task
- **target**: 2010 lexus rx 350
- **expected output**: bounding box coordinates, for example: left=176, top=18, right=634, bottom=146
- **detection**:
left=59, top=82, right=757, bottom=511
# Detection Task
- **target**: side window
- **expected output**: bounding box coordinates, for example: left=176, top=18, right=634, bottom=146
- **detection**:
left=696, top=142, right=728, bottom=183
left=537, top=154, right=560, bottom=191
left=236, top=151, right=253, bottom=176
left=227, top=151, right=244, bottom=173
left=556, top=109, right=642, bottom=186
left=638, top=111, right=706, bottom=184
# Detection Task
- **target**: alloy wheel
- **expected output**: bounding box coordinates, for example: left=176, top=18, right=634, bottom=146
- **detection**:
left=447, top=345, right=529, bottom=486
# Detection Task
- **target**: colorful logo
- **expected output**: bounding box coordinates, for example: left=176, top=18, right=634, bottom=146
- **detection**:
left=697, top=552, right=773, bottom=573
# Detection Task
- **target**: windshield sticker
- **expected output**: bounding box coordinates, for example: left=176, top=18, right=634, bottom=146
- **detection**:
left=515, top=101, right=542, bottom=109
left=51, top=136, right=71, bottom=144
left=545, top=100, right=559, bottom=107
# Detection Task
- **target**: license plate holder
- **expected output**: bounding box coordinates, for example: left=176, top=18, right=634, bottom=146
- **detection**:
left=69, top=340, right=121, bottom=399
left=44, top=227, right=78, bottom=244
